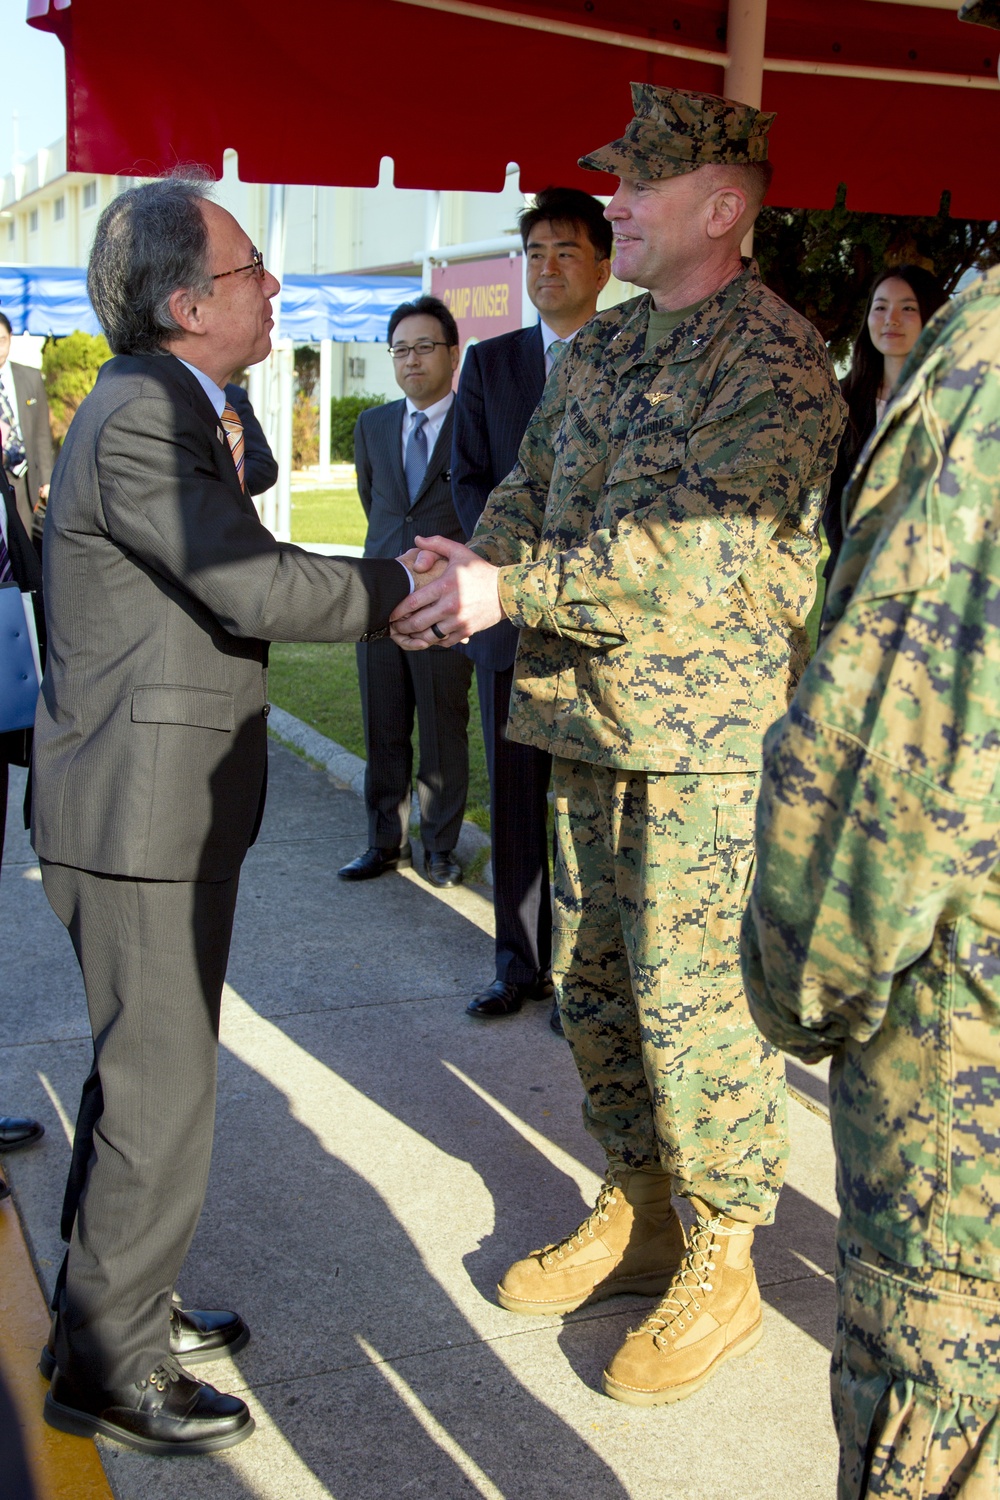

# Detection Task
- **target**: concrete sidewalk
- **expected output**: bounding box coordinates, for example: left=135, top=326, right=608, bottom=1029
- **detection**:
left=0, top=741, right=841, bottom=1500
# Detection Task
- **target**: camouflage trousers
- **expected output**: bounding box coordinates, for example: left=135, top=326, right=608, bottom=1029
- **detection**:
left=551, top=757, right=788, bottom=1223
left=832, top=1229, right=1000, bottom=1498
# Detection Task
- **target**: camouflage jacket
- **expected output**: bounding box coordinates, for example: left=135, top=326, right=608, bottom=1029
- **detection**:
left=742, top=269, right=1000, bottom=1273
left=471, top=261, right=845, bottom=771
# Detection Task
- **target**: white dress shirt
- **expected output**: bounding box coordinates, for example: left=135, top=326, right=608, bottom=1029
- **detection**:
left=0, top=363, right=21, bottom=433
left=400, top=390, right=453, bottom=467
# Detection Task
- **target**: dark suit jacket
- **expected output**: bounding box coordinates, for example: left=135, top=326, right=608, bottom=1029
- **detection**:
left=451, top=324, right=545, bottom=669
left=9, top=363, right=55, bottom=496
left=32, top=353, right=408, bottom=884
left=224, top=382, right=279, bottom=497
left=355, top=399, right=463, bottom=561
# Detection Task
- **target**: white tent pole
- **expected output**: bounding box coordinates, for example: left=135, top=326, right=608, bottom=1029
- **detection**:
left=259, top=182, right=288, bottom=536
left=421, top=190, right=441, bottom=293
left=725, top=0, right=767, bottom=257
left=318, top=338, right=333, bottom=480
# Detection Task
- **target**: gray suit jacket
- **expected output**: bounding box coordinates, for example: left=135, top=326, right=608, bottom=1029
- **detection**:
left=33, top=353, right=408, bottom=883
left=355, top=399, right=463, bottom=561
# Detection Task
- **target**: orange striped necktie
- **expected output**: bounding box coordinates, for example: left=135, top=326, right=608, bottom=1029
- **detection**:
left=221, top=402, right=246, bottom=491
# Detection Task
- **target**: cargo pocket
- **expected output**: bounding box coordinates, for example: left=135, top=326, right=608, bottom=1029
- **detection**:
left=699, top=794, right=757, bottom=978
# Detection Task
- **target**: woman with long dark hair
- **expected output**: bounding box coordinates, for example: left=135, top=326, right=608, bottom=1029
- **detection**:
left=824, top=264, right=947, bottom=571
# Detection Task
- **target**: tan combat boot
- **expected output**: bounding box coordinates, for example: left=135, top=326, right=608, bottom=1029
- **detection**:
left=602, top=1205, right=763, bottom=1405
left=497, top=1166, right=686, bottom=1316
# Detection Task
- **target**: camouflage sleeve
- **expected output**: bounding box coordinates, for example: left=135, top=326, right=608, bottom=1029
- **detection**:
left=742, top=298, right=1000, bottom=1060
left=496, top=350, right=842, bottom=642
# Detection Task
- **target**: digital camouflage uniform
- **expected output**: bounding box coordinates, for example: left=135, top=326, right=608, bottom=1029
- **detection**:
left=742, top=263, right=1000, bottom=1495
left=472, top=222, right=846, bottom=1220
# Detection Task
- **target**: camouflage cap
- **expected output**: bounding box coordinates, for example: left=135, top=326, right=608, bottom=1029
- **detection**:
left=579, top=83, right=775, bottom=182
left=959, top=0, right=1000, bottom=26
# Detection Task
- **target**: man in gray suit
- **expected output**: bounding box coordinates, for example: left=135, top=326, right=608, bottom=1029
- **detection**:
left=33, top=178, right=441, bottom=1456
left=338, top=295, right=472, bottom=889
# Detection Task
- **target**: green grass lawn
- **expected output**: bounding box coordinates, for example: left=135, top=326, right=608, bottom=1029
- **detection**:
left=290, top=487, right=368, bottom=547
left=273, top=489, right=831, bottom=839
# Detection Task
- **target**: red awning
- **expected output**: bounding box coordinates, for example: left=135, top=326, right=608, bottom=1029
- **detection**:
left=27, top=0, right=1000, bottom=217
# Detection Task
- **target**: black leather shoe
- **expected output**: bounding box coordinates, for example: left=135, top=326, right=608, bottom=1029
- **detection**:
left=39, top=1301, right=250, bottom=1381
left=337, top=845, right=412, bottom=881
left=549, top=998, right=565, bottom=1036
left=466, top=976, right=553, bottom=1019
left=0, top=1116, right=44, bottom=1151
left=424, top=850, right=462, bottom=888
left=45, top=1361, right=254, bottom=1455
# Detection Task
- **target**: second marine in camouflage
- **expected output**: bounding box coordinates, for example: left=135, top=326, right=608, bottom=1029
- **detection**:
left=391, top=81, right=845, bottom=1405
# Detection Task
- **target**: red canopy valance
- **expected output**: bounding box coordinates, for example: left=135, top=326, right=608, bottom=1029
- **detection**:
left=27, top=0, right=1000, bottom=217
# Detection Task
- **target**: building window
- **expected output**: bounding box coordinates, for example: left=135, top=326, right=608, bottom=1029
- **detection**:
left=82, top=181, right=97, bottom=210
left=54, top=196, right=65, bottom=221
left=348, top=357, right=366, bottom=379
left=29, top=208, right=38, bottom=232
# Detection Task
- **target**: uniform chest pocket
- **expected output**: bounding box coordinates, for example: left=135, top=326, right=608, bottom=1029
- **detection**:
left=606, top=418, right=686, bottom=489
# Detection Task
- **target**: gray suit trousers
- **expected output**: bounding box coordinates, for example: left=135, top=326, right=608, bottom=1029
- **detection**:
left=41, top=860, right=240, bottom=1392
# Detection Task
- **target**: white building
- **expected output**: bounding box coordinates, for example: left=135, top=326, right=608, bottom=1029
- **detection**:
left=1, top=141, right=631, bottom=399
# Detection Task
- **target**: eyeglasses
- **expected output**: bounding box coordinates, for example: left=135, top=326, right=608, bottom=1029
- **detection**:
left=388, top=340, right=450, bottom=360
left=212, top=247, right=266, bottom=282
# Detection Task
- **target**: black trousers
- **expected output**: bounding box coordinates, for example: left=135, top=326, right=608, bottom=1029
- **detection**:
left=477, top=662, right=552, bottom=986
left=41, top=860, right=240, bottom=1392
left=357, top=637, right=472, bottom=852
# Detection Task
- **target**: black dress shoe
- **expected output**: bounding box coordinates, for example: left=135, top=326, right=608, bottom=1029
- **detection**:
left=39, top=1303, right=250, bottom=1381
left=45, top=1361, right=254, bottom=1455
left=466, top=975, right=554, bottom=1019
left=424, top=850, right=462, bottom=888
left=549, top=998, right=565, bottom=1036
left=0, top=1115, right=44, bottom=1151
left=337, top=845, right=412, bottom=881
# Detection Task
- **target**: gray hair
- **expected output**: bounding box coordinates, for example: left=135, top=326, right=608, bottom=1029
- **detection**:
left=87, top=177, right=215, bottom=356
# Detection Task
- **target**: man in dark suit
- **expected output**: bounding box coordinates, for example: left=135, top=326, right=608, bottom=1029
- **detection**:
left=339, top=295, right=472, bottom=889
left=32, top=179, right=443, bottom=1456
left=452, top=188, right=611, bottom=1026
left=0, top=312, right=56, bottom=549
left=0, top=437, right=46, bottom=1198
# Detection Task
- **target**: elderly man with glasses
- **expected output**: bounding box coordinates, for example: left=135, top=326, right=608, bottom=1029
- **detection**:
left=337, top=293, right=473, bottom=890
left=33, top=178, right=443, bottom=1456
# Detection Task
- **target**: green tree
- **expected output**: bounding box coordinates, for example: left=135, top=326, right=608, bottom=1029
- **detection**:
left=756, top=192, right=1000, bottom=364
left=42, top=330, right=112, bottom=443
left=330, top=393, right=385, bottom=461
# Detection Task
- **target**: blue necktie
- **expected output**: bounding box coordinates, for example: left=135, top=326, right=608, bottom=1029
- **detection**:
left=404, top=411, right=428, bottom=502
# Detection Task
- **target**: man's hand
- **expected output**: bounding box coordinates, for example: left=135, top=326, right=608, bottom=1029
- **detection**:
left=397, top=546, right=449, bottom=589
left=37, top=484, right=50, bottom=503
left=390, top=535, right=504, bottom=650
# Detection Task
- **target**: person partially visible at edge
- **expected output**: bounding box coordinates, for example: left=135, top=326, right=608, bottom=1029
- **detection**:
left=390, top=83, right=846, bottom=1408
left=0, top=420, right=46, bottom=1199
left=823, top=264, right=946, bottom=575
left=32, top=175, right=442, bottom=1458
left=451, top=185, right=611, bottom=1034
left=742, top=6, right=1000, bottom=1495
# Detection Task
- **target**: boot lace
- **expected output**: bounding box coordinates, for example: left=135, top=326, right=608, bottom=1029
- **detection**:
left=540, top=1175, right=621, bottom=1265
left=631, top=1215, right=750, bottom=1348
left=137, top=1355, right=185, bottom=1394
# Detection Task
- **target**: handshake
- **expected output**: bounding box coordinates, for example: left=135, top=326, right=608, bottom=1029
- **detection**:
left=393, top=537, right=504, bottom=650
